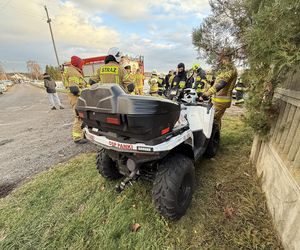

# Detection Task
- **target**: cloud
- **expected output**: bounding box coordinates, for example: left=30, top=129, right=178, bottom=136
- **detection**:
left=71, top=0, right=152, bottom=20
left=0, top=0, right=210, bottom=72
left=53, top=2, right=119, bottom=51
left=70, top=0, right=211, bottom=21
left=0, top=0, right=120, bottom=70
left=121, top=29, right=207, bottom=73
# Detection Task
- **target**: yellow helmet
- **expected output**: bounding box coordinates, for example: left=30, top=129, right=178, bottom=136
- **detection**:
left=192, top=64, right=200, bottom=71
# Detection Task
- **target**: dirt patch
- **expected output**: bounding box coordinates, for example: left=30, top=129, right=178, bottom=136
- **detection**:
left=0, top=183, right=16, bottom=198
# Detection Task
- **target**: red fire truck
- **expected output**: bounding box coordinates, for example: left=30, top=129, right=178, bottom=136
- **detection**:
left=63, top=55, right=144, bottom=82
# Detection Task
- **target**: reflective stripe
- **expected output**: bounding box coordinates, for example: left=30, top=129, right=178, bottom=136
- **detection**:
left=235, top=87, right=244, bottom=91
left=72, top=132, right=83, bottom=140
left=179, top=81, right=186, bottom=89
left=212, top=96, right=232, bottom=103
left=235, top=99, right=244, bottom=104
left=208, top=86, right=217, bottom=94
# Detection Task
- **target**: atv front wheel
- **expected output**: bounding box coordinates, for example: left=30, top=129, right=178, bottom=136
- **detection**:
left=204, top=123, right=220, bottom=158
left=152, top=154, right=195, bottom=220
left=96, top=150, right=123, bottom=180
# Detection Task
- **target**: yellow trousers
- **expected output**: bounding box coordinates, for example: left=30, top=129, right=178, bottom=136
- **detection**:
left=135, top=87, right=143, bottom=95
left=67, top=93, right=84, bottom=141
left=213, top=103, right=230, bottom=129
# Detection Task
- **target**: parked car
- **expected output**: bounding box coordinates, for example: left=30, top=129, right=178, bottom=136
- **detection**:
left=0, top=83, right=6, bottom=94
left=0, top=80, right=13, bottom=89
left=4, top=80, right=14, bottom=87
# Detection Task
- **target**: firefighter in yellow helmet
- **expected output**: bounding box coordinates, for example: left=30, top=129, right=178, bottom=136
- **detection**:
left=63, top=56, right=87, bottom=144
left=148, top=69, right=159, bottom=96
left=124, top=63, right=135, bottom=84
left=134, top=68, right=145, bottom=95
left=191, top=63, right=210, bottom=95
left=202, top=49, right=238, bottom=129
left=92, top=47, right=135, bottom=93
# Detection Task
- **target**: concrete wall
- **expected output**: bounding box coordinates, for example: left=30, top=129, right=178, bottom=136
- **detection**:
left=250, top=83, right=300, bottom=249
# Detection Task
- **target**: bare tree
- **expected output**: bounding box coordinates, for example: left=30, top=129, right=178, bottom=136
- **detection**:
left=26, top=60, right=42, bottom=80
left=0, top=64, right=8, bottom=80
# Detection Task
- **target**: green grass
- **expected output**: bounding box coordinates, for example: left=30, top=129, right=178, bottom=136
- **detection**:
left=0, top=115, right=282, bottom=250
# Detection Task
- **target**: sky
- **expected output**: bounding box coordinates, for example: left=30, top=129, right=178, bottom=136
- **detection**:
left=0, top=0, right=211, bottom=73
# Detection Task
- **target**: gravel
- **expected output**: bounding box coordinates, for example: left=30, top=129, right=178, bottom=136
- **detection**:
left=0, top=84, right=96, bottom=197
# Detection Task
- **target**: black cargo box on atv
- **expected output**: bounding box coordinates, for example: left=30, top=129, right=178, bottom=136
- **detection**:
left=76, top=84, right=180, bottom=141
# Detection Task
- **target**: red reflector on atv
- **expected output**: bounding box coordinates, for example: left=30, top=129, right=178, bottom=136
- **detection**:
left=78, top=112, right=84, bottom=118
left=106, top=117, right=120, bottom=125
left=161, top=127, right=170, bottom=135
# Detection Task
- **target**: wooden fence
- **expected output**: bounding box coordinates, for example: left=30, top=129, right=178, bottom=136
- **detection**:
left=250, top=70, right=300, bottom=250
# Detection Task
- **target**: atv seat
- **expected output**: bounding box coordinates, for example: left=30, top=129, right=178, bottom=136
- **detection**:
left=76, top=84, right=180, bottom=141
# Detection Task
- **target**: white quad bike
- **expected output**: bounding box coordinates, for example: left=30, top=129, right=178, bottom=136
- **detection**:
left=76, top=84, right=220, bottom=220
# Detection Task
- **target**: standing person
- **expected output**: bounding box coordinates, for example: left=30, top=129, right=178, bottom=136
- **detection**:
left=63, top=55, right=87, bottom=144
left=164, top=70, right=172, bottom=90
left=202, top=49, right=238, bottom=129
left=148, top=69, right=159, bottom=96
left=158, top=73, right=165, bottom=96
left=92, top=47, right=134, bottom=93
left=134, top=68, right=145, bottom=95
left=124, top=64, right=135, bottom=83
left=190, top=64, right=210, bottom=95
left=171, top=63, right=191, bottom=89
left=234, top=77, right=247, bottom=105
left=43, top=73, right=64, bottom=110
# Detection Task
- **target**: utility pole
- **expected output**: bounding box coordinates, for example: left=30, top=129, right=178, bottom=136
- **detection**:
left=44, top=5, right=60, bottom=67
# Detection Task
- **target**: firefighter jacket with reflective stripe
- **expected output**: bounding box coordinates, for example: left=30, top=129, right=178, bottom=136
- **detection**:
left=94, top=61, right=129, bottom=89
left=168, top=74, right=175, bottom=86
left=204, top=63, right=237, bottom=108
left=63, top=65, right=86, bottom=90
left=195, top=78, right=210, bottom=94
left=172, top=73, right=188, bottom=89
left=148, top=76, right=159, bottom=93
left=158, top=78, right=165, bottom=90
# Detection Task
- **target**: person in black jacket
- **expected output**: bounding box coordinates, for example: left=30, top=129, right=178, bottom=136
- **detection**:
left=43, top=73, right=64, bottom=110
left=164, top=70, right=172, bottom=90
left=171, top=63, right=192, bottom=89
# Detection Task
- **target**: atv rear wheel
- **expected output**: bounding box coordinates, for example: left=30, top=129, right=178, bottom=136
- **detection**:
left=204, top=123, right=220, bottom=158
left=96, top=150, right=123, bottom=180
left=152, top=154, right=195, bottom=220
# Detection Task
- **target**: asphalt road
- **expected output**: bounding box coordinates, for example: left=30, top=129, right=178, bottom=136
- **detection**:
left=0, top=84, right=96, bottom=197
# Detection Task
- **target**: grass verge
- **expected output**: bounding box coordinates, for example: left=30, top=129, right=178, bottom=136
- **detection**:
left=0, top=115, right=282, bottom=249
